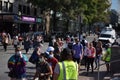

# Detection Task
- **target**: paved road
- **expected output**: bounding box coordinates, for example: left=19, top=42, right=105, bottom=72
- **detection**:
left=0, top=42, right=48, bottom=80
left=0, top=35, right=120, bottom=80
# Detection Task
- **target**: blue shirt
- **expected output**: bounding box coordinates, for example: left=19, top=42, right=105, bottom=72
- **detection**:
left=72, top=43, right=83, bottom=58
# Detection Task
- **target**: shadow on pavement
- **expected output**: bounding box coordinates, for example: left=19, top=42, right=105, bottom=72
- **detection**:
left=26, top=72, right=35, bottom=80
left=5, top=71, right=35, bottom=80
left=26, top=66, right=36, bottom=70
left=79, top=71, right=110, bottom=80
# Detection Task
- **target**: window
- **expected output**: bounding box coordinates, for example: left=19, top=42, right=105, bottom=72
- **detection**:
left=34, top=8, right=37, bottom=16
left=9, top=3, right=13, bottom=12
left=4, top=1, right=8, bottom=12
left=18, top=4, right=22, bottom=12
left=100, top=34, right=112, bottom=38
left=27, top=6, right=30, bottom=15
left=23, top=5, right=26, bottom=14
left=0, top=1, right=2, bottom=10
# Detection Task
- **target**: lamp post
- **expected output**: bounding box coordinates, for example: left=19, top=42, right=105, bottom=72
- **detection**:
left=18, top=11, right=21, bottom=33
left=50, top=10, right=53, bottom=33
left=78, top=14, right=83, bottom=41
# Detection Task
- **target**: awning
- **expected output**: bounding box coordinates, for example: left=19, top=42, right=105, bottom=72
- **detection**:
left=14, top=20, right=35, bottom=24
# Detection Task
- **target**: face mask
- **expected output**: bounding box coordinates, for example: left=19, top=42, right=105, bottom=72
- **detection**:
left=38, top=58, right=44, bottom=63
left=16, top=51, right=21, bottom=56
left=49, top=54, right=54, bottom=58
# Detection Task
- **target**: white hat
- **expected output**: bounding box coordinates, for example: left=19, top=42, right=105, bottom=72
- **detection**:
left=46, top=46, right=55, bottom=52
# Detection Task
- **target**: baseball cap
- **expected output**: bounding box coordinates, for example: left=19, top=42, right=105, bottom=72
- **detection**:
left=46, top=46, right=55, bottom=52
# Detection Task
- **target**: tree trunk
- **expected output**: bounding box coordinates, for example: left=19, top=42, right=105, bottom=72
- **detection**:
left=88, top=24, right=91, bottom=36
left=66, top=19, right=69, bottom=32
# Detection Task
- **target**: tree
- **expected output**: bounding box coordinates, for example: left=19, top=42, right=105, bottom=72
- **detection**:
left=81, top=0, right=111, bottom=34
left=27, top=0, right=111, bottom=34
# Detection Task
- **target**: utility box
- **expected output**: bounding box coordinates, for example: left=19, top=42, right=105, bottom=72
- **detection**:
left=110, top=46, right=120, bottom=73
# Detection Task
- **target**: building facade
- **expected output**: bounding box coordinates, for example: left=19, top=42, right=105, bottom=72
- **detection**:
left=0, top=0, right=43, bottom=37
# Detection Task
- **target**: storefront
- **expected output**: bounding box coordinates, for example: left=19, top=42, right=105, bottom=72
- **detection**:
left=0, top=13, right=37, bottom=37
left=16, top=16, right=43, bottom=34
left=19, top=16, right=36, bottom=33
left=36, top=17, right=43, bottom=31
left=0, top=13, right=44, bottom=38
left=0, top=13, right=15, bottom=37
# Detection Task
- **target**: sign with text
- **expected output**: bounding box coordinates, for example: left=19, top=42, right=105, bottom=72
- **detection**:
left=22, top=16, right=35, bottom=22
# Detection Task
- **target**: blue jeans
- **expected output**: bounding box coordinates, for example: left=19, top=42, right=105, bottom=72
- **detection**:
left=95, top=55, right=101, bottom=68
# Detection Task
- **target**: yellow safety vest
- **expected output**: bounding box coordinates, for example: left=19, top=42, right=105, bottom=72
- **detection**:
left=58, top=61, right=78, bottom=80
left=105, top=48, right=111, bottom=62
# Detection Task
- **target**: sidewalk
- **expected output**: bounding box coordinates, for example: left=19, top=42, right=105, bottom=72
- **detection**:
left=79, top=61, right=107, bottom=80
left=79, top=61, right=120, bottom=80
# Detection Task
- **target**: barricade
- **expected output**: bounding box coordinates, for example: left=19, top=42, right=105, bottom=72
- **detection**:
left=97, top=46, right=120, bottom=80
left=110, top=46, right=120, bottom=73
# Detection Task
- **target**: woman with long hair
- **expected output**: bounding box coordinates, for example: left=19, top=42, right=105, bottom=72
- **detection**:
left=87, top=42, right=96, bottom=74
left=95, top=41, right=103, bottom=69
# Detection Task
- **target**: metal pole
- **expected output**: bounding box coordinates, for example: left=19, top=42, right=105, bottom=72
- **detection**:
left=78, top=15, right=82, bottom=41
left=77, top=15, right=80, bottom=41
left=98, top=59, right=120, bottom=80
left=79, top=22, right=81, bottom=41
left=97, top=61, right=100, bottom=80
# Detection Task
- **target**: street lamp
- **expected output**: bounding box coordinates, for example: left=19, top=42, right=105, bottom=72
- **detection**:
left=18, top=11, right=21, bottom=33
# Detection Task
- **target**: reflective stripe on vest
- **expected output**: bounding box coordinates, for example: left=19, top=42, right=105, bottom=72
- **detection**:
left=58, top=61, right=78, bottom=80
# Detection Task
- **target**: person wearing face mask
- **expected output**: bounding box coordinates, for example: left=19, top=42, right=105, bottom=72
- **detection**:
left=8, top=47, right=28, bottom=80
left=33, top=53, right=53, bottom=80
left=72, top=38, right=83, bottom=71
left=46, top=51, right=58, bottom=71
left=45, top=46, right=58, bottom=80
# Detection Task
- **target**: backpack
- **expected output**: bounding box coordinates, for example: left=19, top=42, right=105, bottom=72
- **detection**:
left=29, top=51, right=38, bottom=64
left=81, top=40, right=85, bottom=47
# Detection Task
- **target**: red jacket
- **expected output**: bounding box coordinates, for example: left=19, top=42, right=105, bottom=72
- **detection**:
left=47, top=57, right=58, bottom=71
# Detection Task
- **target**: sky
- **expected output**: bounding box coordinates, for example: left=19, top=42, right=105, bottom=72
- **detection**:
left=111, top=0, right=120, bottom=12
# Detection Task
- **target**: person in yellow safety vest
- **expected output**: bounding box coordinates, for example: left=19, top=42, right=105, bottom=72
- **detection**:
left=53, top=48, right=78, bottom=80
left=104, top=43, right=111, bottom=72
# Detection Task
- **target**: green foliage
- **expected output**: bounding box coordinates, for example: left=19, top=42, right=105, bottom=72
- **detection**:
left=27, top=0, right=111, bottom=24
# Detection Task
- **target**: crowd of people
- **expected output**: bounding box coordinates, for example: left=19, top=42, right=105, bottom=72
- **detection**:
left=1, top=31, right=118, bottom=80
